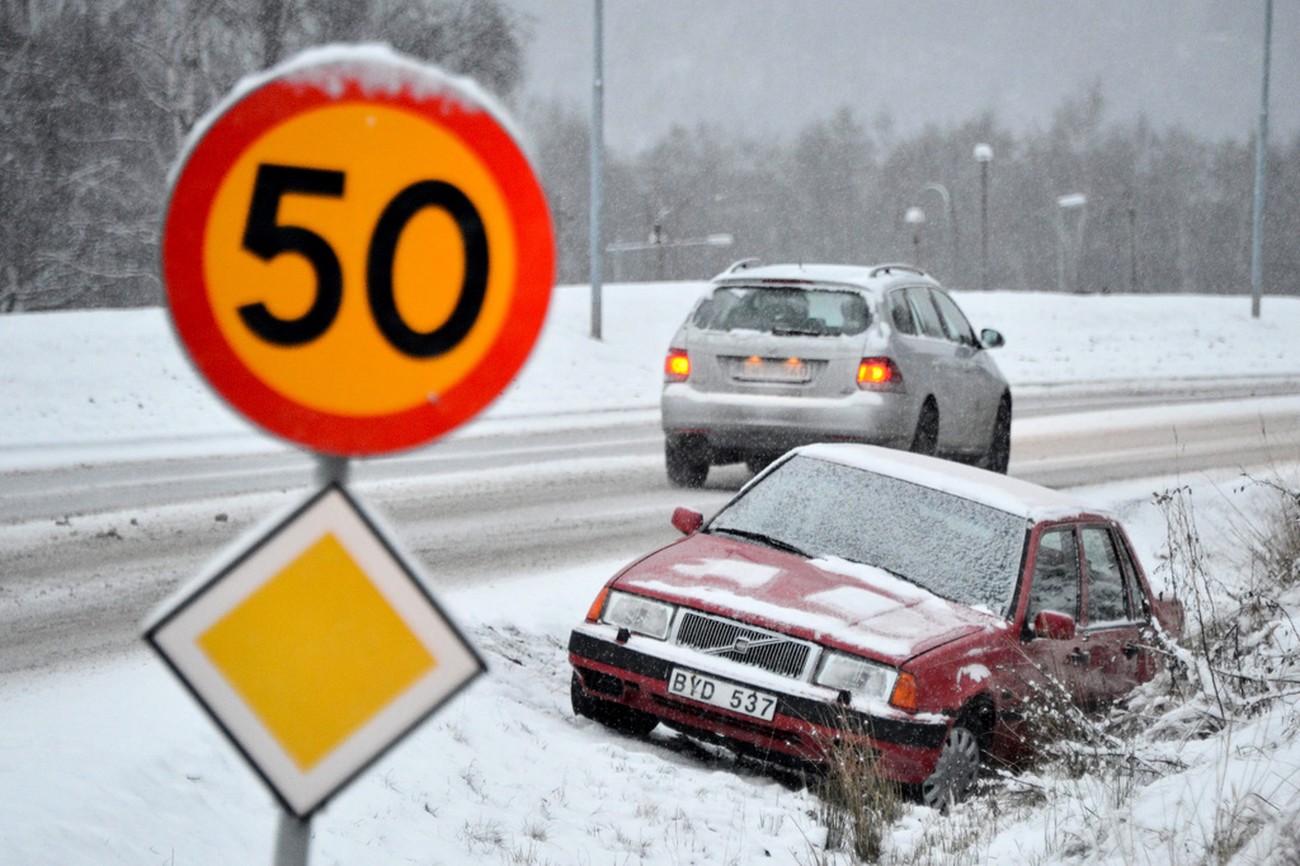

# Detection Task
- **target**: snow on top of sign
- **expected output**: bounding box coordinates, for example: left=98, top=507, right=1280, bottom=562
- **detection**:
left=171, top=43, right=525, bottom=185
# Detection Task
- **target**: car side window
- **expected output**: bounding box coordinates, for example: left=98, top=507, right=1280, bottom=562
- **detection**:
left=930, top=290, right=978, bottom=346
left=888, top=290, right=917, bottom=335
left=1115, top=534, right=1150, bottom=621
left=906, top=287, right=947, bottom=340
left=1028, top=527, right=1080, bottom=624
left=1081, top=526, right=1130, bottom=625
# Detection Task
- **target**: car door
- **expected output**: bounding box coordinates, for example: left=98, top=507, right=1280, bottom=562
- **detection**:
left=1078, top=523, right=1157, bottom=703
left=928, top=289, right=1002, bottom=452
left=1014, top=523, right=1099, bottom=711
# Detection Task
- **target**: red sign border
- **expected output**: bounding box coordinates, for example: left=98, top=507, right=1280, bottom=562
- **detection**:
left=162, top=64, right=554, bottom=456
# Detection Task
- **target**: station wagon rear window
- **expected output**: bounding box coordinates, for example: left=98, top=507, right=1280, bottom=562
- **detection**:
left=693, top=287, right=870, bottom=336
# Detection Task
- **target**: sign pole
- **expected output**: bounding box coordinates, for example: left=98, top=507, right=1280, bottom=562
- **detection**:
left=274, top=812, right=310, bottom=866
left=272, top=452, right=349, bottom=866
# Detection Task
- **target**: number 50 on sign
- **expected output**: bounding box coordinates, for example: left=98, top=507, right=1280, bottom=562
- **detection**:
left=162, top=47, right=554, bottom=456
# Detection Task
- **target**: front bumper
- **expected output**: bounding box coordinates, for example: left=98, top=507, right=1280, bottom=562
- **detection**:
left=661, top=384, right=915, bottom=454
left=568, top=628, right=948, bottom=784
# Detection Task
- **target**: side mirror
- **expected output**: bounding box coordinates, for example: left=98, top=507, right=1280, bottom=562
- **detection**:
left=1033, top=609, right=1077, bottom=641
left=671, top=507, right=704, bottom=535
left=980, top=328, right=1005, bottom=349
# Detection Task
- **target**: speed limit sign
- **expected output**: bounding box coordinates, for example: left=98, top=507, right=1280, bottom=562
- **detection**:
left=162, top=47, right=554, bottom=455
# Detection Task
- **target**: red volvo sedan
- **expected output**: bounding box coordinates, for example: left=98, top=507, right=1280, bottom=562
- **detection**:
left=569, top=444, right=1182, bottom=807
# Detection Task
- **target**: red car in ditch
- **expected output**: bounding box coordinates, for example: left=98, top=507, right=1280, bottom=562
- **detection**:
left=568, top=444, right=1182, bottom=806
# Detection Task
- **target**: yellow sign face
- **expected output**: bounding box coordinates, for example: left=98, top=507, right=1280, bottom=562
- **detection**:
left=145, top=485, right=484, bottom=817
left=162, top=49, right=554, bottom=455
left=202, top=104, right=516, bottom=417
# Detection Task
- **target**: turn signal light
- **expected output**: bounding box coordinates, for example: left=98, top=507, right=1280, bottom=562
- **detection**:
left=585, top=587, right=610, bottom=622
left=665, top=349, right=691, bottom=382
left=889, top=671, right=918, bottom=712
left=857, top=357, right=901, bottom=390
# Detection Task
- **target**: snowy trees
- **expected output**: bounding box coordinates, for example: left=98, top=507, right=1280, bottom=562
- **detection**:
left=0, top=0, right=524, bottom=311
left=540, top=89, right=1299, bottom=296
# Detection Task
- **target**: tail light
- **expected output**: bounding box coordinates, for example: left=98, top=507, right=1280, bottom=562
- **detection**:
left=664, top=348, right=690, bottom=382
left=857, top=357, right=903, bottom=391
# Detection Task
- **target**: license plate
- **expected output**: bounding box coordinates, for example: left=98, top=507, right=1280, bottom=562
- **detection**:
left=667, top=668, right=778, bottom=721
left=731, top=357, right=810, bottom=383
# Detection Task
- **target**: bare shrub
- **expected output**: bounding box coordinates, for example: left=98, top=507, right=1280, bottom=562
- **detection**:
left=814, top=718, right=904, bottom=862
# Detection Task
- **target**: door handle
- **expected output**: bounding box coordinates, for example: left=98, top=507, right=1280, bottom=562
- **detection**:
left=1068, top=648, right=1091, bottom=666
left=1122, top=643, right=1141, bottom=658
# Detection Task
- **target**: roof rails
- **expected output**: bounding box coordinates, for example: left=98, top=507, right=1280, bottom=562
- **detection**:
left=723, top=257, right=761, bottom=274
left=868, top=263, right=928, bottom=278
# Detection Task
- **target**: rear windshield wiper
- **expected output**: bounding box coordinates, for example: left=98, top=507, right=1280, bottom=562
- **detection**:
left=709, top=526, right=810, bottom=557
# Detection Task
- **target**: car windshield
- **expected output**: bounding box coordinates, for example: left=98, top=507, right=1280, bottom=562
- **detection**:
left=706, top=454, right=1027, bottom=615
left=693, top=287, right=869, bottom=336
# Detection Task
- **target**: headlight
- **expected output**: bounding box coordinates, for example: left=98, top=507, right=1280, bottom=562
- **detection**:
left=601, top=591, right=675, bottom=640
left=814, top=650, right=897, bottom=703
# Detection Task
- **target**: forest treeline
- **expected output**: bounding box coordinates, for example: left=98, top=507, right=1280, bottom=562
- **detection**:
left=2, top=0, right=1296, bottom=311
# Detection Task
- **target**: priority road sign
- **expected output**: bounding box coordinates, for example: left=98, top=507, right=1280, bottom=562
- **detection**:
left=161, top=46, right=554, bottom=456
left=144, top=483, right=485, bottom=818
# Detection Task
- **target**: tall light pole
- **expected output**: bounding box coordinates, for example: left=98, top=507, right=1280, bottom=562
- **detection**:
left=905, top=206, right=926, bottom=267
left=1055, top=194, right=1087, bottom=293
left=920, top=183, right=958, bottom=281
left=589, top=0, right=605, bottom=339
left=973, top=144, right=993, bottom=290
left=1250, top=0, right=1273, bottom=319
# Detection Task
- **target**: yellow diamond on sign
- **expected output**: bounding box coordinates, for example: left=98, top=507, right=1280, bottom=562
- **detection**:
left=144, top=483, right=485, bottom=818
left=197, top=533, right=437, bottom=770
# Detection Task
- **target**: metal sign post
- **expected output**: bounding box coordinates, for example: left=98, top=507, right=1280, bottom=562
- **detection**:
left=149, top=45, right=555, bottom=864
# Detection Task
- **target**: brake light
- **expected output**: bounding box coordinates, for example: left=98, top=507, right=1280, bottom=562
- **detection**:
left=889, top=671, right=918, bottom=712
left=665, top=348, right=690, bottom=382
left=857, top=357, right=902, bottom=390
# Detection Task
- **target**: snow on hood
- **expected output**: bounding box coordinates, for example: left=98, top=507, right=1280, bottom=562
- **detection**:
left=617, top=534, right=1004, bottom=664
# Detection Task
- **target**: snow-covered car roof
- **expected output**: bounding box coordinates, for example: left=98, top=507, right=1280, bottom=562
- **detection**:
left=789, top=442, right=1104, bottom=523
left=709, top=262, right=939, bottom=295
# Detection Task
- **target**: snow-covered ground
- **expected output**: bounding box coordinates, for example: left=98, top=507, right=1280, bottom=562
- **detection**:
left=2, top=284, right=1300, bottom=865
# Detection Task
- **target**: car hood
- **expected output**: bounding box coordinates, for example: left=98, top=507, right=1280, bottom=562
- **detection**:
left=615, top=533, right=1006, bottom=666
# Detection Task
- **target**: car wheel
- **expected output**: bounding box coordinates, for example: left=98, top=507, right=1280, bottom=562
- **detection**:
left=666, top=439, right=709, bottom=488
left=909, top=402, right=939, bottom=457
left=745, top=453, right=776, bottom=475
left=570, top=672, right=659, bottom=737
left=982, top=397, right=1011, bottom=474
left=920, top=723, right=981, bottom=809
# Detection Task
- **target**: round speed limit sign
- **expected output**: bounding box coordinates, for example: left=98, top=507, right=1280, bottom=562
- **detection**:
left=162, top=47, right=554, bottom=455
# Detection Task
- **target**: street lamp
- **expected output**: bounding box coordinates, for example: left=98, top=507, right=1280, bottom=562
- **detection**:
left=920, top=183, right=958, bottom=281
left=905, top=206, right=926, bottom=267
left=973, top=143, right=993, bottom=290
left=1055, top=193, right=1087, bottom=293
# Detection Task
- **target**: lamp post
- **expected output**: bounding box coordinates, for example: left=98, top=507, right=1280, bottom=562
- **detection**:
left=589, top=0, right=605, bottom=339
left=1055, top=193, right=1087, bottom=293
left=973, top=143, right=993, bottom=290
left=920, top=183, right=958, bottom=281
left=1250, top=0, right=1273, bottom=319
left=905, top=206, right=926, bottom=268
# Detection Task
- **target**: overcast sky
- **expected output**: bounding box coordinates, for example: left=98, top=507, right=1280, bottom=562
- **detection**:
left=503, top=1, right=1297, bottom=154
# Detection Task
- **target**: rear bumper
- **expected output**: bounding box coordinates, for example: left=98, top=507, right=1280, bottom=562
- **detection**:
left=661, top=384, right=914, bottom=455
left=568, top=628, right=948, bottom=784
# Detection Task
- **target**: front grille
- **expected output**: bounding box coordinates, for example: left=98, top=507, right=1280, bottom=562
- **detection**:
left=675, top=611, right=811, bottom=678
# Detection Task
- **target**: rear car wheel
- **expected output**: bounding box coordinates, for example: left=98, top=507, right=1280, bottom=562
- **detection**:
left=982, top=397, right=1011, bottom=474
left=570, top=672, right=659, bottom=737
left=666, top=437, right=709, bottom=488
left=745, top=453, right=777, bottom=475
left=909, top=402, right=939, bottom=457
left=920, top=723, right=981, bottom=809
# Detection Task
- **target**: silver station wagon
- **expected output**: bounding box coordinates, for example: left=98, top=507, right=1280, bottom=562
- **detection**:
left=661, top=261, right=1011, bottom=487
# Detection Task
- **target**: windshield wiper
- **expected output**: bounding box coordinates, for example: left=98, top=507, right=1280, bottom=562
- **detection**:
left=710, top=526, right=810, bottom=557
